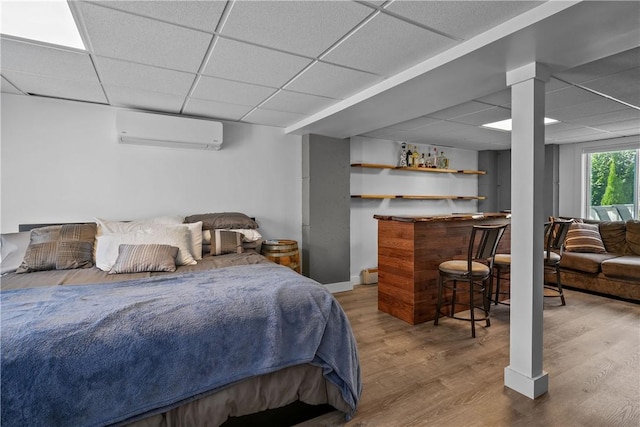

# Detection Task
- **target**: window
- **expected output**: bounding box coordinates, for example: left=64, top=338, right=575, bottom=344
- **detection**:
left=585, top=147, right=639, bottom=221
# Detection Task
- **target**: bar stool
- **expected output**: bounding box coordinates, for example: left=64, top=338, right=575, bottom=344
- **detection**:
left=544, top=219, right=573, bottom=305
left=492, top=254, right=511, bottom=306
left=434, top=224, right=508, bottom=338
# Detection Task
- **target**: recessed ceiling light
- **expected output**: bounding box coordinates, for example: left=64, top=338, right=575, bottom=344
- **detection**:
left=0, top=0, right=85, bottom=50
left=482, top=117, right=559, bottom=132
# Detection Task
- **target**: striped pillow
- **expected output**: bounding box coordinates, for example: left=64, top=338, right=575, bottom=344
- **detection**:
left=109, top=244, right=178, bottom=274
left=564, top=223, right=607, bottom=253
left=16, top=224, right=96, bottom=273
left=210, top=230, right=244, bottom=256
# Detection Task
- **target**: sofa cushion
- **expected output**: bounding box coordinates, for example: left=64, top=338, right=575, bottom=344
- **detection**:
left=564, top=222, right=606, bottom=253
left=559, top=252, right=620, bottom=274
left=625, top=220, right=640, bottom=256
left=601, top=256, right=640, bottom=281
left=598, top=221, right=627, bottom=254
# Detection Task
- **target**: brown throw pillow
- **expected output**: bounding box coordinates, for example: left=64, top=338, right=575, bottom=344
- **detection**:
left=185, top=212, right=258, bottom=230
left=16, top=224, right=96, bottom=273
left=210, top=230, right=244, bottom=256
left=109, top=244, right=179, bottom=274
left=564, top=222, right=607, bottom=253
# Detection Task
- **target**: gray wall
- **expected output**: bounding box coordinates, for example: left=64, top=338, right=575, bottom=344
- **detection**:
left=478, top=146, right=559, bottom=218
left=302, top=134, right=350, bottom=284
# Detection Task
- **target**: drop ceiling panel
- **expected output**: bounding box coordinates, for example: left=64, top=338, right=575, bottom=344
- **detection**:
left=284, top=61, right=382, bottom=99
left=2, top=70, right=107, bottom=103
left=191, top=76, right=276, bottom=106
left=544, top=86, right=601, bottom=111
left=386, top=1, right=544, bottom=40
left=322, top=13, right=456, bottom=76
left=243, top=108, right=306, bottom=128
left=90, top=0, right=226, bottom=33
left=579, top=67, right=640, bottom=106
left=75, top=2, right=212, bottom=73
left=0, top=38, right=98, bottom=82
left=427, top=101, right=495, bottom=120
left=567, top=108, right=640, bottom=127
left=547, top=98, right=629, bottom=122
left=1, top=76, right=22, bottom=94
left=104, top=84, right=185, bottom=113
left=387, top=116, right=441, bottom=131
left=546, top=125, right=611, bottom=140
left=202, top=38, right=312, bottom=88
left=221, top=1, right=373, bottom=57
left=594, top=119, right=640, bottom=133
left=183, top=98, right=254, bottom=121
left=259, top=90, right=337, bottom=115
left=94, top=57, right=196, bottom=96
left=449, top=106, right=511, bottom=126
left=476, top=89, right=511, bottom=107
left=553, top=47, right=640, bottom=84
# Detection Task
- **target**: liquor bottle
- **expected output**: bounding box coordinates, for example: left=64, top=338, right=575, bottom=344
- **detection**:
left=399, top=142, right=408, bottom=168
left=419, top=153, right=426, bottom=168
left=412, top=147, right=420, bottom=168
left=426, top=152, right=433, bottom=168
left=406, top=145, right=413, bottom=167
left=432, top=147, right=438, bottom=168
left=439, top=151, right=449, bottom=169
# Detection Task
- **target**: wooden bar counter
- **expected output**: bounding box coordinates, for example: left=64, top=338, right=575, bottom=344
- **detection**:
left=375, top=213, right=511, bottom=325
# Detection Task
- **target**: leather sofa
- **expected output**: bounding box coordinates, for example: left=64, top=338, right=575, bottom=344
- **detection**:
left=545, top=219, right=640, bottom=302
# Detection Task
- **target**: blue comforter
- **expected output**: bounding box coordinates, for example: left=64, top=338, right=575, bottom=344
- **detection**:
left=1, top=263, right=361, bottom=426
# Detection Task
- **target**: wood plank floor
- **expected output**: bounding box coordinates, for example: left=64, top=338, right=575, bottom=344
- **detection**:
left=297, top=285, right=640, bottom=427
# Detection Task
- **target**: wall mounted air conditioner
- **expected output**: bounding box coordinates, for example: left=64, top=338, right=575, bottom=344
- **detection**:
left=116, top=110, right=223, bottom=151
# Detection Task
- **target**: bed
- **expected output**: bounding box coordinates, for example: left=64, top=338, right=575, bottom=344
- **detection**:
left=0, top=214, right=361, bottom=426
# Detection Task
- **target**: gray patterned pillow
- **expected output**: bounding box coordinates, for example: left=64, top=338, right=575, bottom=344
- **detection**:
left=210, top=230, right=244, bottom=256
left=109, top=244, right=179, bottom=274
left=16, top=224, right=96, bottom=273
left=186, top=212, right=258, bottom=230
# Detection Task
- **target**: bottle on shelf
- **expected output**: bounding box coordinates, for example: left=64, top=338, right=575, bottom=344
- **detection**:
left=406, top=145, right=413, bottom=167
left=432, top=147, right=438, bottom=168
left=412, top=146, right=420, bottom=168
left=426, top=152, right=433, bottom=168
left=419, top=152, right=426, bottom=168
left=438, top=151, right=449, bottom=169
left=399, top=142, right=408, bottom=168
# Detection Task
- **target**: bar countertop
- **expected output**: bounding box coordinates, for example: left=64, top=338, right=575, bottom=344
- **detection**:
left=374, top=212, right=511, bottom=222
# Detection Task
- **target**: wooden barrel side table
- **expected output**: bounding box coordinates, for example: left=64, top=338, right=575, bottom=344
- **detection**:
left=261, top=239, right=301, bottom=273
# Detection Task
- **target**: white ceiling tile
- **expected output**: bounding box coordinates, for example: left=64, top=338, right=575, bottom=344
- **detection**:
left=476, top=89, right=511, bottom=107
left=323, top=13, right=456, bottom=76
left=259, top=90, right=336, bottom=115
left=547, top=98, right=629, bottom=122
left=242, top=108, right=306, bottom=128
left=221, top=1, right=373, bottom=57
left=580, top=67, right=640, bottom=107
left=183, top=98, right=254, bottom=121
left=104, top=84, right=185, bottom=113
left=202, top=38, right=312, bottom=88
left=90, top=1, right=226, bottom=32
left=594, top=119, right=640, bottom=133
left=1, top=70, right=107, bottom=103
left=191, top=76, right=276, bottom=106
left=360, top=128, right=407, bottom=140
left=388, top=116, right=440, bottom=131
left=76, top=2, right=212, bottom=73
left=0, top=37, right=98, bottom=82
left=554, top=47, right=640, bottom=84
left=94, top=57, right=196, bottom=96
left=567, top=108, right=640, bottom=127
left=545, top=86, right=602, bottom=111
left=547, top=126, right=611, bottom=140
left=428, top=101, right=494, bottom=120
left=385, top=1, right=544, bottom=40
left=285, top=61, right=382, bottom=99
left=1, top=76, right=23, bottom=94
left=449, top=107, right=511, bottom=126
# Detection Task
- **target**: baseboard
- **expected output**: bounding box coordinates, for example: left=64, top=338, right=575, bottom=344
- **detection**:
left=324, top=281, right=353, bottom=293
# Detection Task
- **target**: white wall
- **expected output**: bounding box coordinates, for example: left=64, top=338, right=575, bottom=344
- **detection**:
left=1, top=94, right=302, bottom=243
left=558, top=136, right=640, bottom=218
left=350, top=136, right=480, bottom=284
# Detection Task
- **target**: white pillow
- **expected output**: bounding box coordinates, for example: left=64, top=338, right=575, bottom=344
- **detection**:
left=96, top=218, right=202, bottom=260
left=1, top=232, right=31, bottom=274
left=202, top=228, right=262, bottom=244
left=95, top=227, right=196, bottom=271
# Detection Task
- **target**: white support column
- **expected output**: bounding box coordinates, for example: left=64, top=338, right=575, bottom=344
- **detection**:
left=504, top=62, right=550, bottom=399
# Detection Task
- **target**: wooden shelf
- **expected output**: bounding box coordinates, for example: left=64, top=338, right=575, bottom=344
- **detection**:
left=351, top=195, right=486, bottom=200
left=351, top=163, right=485, bottom=175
